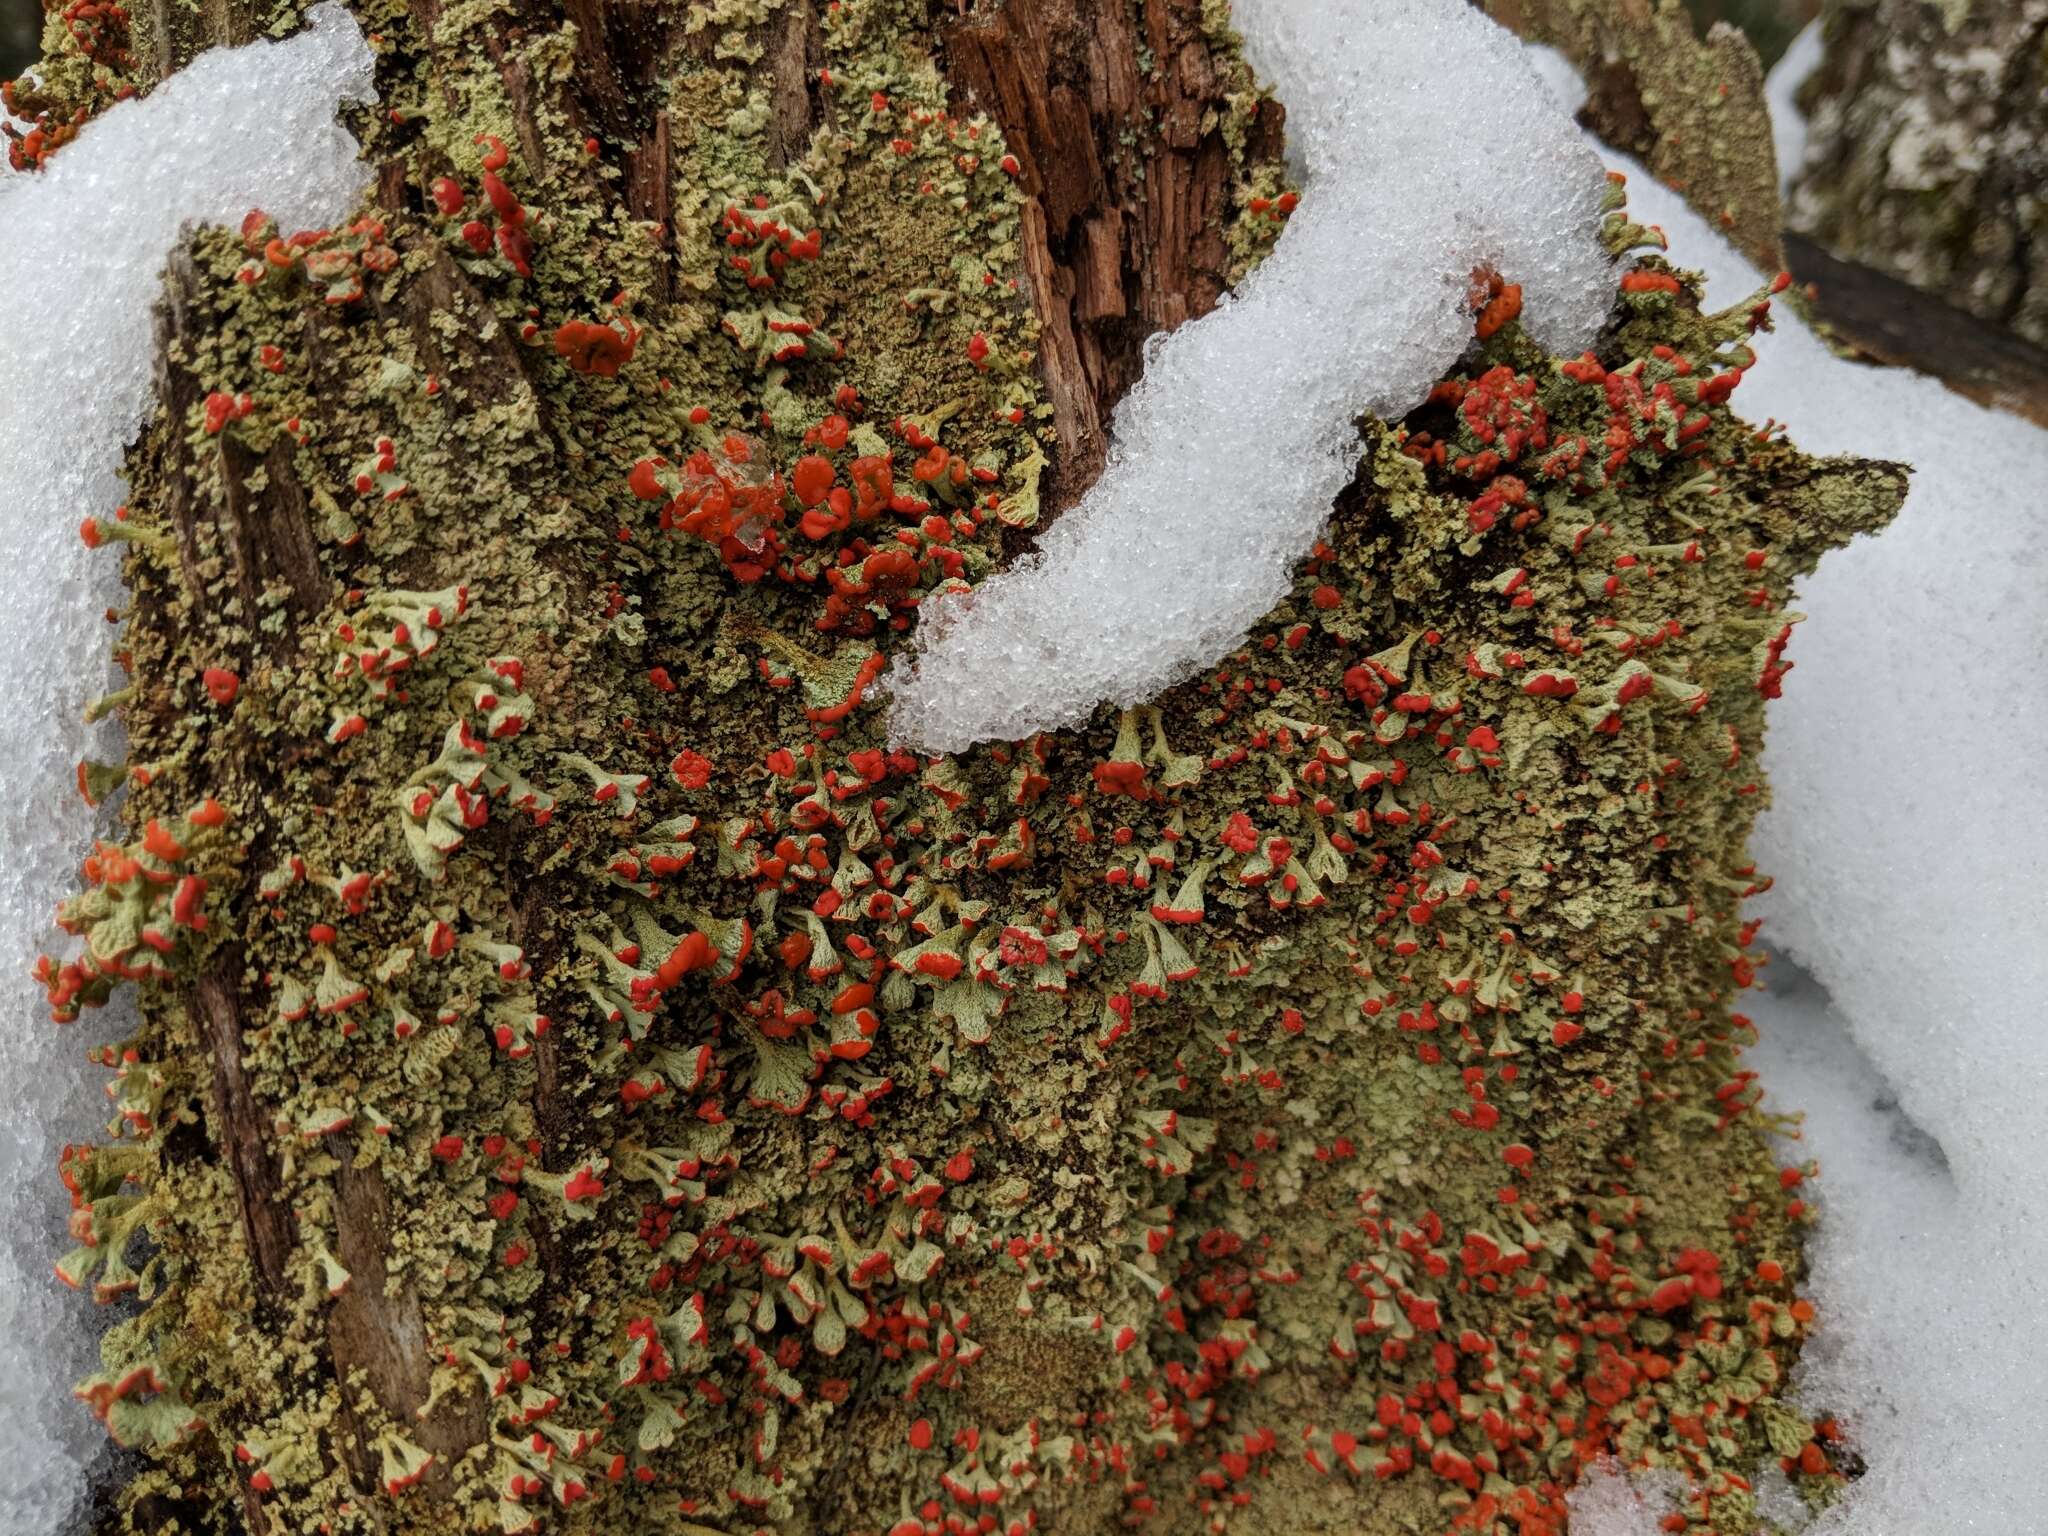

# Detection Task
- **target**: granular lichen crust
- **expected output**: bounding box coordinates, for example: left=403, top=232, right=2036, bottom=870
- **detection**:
left=2, top=0, right=146, bottom=169
left=27, top=2, right=1903, bottom=1533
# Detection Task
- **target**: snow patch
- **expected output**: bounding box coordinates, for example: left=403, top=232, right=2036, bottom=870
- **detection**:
left=1745, top=962, right=2026, bottom=1536
left=1563, top=1462, right=1684, bottom=1536
left=1600, top=133, right=2048, bottom=1536
left=883, top=0, right=1611, bottom=754
left=1765, top=20, right=1823, bottom=195
left=1523, top=41, right=1590, bottom=119
left=0, top=9, right=373, bottom=1530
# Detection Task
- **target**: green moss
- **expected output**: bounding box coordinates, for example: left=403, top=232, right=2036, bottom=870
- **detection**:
left=32, top=4, right=1905, bottom=1534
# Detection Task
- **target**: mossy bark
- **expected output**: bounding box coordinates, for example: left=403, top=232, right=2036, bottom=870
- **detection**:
left=29, top=2, right=1909, bottom=1534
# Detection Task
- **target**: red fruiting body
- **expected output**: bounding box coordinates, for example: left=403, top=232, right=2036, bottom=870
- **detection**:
left=553, top=315, right=639, bottom=377
left=202, top=667, right=240, bottom=706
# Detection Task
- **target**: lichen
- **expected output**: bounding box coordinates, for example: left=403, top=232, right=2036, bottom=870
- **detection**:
left=32, top=3, right=1903, bottom=1534
left=2, top=0, right=146, bottom=168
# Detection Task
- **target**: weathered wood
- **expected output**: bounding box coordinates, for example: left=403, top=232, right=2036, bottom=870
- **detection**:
left=938, top=0, right=1283, bottom=509
left=192, top=958, right=296, bottom=1296
left=325, top=1143, right=489, bottom=1494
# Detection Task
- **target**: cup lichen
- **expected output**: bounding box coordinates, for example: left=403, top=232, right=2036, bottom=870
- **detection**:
left=21, top=2, right=1905, bottom=1533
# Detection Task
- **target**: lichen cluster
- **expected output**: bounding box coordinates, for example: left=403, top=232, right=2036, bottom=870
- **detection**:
left=25, top=2, right=1904, bottom=1533
left=2, top=0, right=143, bottom=169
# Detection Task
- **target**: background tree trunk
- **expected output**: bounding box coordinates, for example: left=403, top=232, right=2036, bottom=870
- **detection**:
left=1786, top=0, right=2048, bottom=350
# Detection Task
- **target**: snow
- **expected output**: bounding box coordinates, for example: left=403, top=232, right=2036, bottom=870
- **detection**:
left=1765, top=21, right=1823, bottom=194
left=1563, top=1463, right=1683, bottom=1535
left=882, top=0, right=1612, bottom=754
left=0, top=9, right=373, bottom=1531
left=1569, top=77, right=2048, bottom=1536
left=1522, top=42, right=1589, bottom=121
left=1744, top=960, right=1994, bottom=1536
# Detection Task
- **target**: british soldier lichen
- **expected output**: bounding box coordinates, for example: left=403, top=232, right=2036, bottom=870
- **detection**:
left=2, top=0, right=145, bottom=170
left=32, top=2, right=1904, bottom=1534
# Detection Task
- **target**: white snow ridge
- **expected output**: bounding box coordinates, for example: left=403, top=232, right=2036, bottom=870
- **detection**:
left=0, top=9, right=373, bottom=1531
left=883, top=0, right=1612, bottom=754
left=1764, top=20, right=1823, bottom=196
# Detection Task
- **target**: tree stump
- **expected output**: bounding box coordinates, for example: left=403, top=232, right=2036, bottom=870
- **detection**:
left=18, top=2, right=1907, bottom=1532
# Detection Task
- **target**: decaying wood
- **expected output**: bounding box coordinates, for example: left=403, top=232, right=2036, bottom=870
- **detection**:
left=939, top=0, right=1284, bottom=510
left=325, top=1144, right=490, bottom=1494
left=155, top=252, right=336, bottom=633
left=192, top=957, right=296, bottom=1297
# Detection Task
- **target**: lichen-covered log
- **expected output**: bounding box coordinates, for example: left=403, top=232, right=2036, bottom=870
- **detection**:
left=20, top=1, right=1907, bottom=1533
left=1788, top=0, right=2048, bottom=348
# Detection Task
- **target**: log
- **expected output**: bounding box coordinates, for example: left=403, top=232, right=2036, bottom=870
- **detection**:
left=14, top=2, right=1907, bottom=1531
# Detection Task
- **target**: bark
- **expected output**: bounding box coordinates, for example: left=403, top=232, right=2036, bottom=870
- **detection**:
left=192, top=956, right=295, bottom=1299
left=1788, top=0, right=2048, bottom=348
left=937, top=0, right=1285, bottom=508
